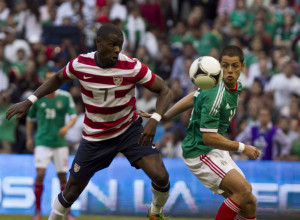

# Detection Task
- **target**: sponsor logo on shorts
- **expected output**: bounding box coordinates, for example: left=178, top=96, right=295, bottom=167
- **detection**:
left=74, top=163, right=80, bottom=172
left=152, top=145, right=156, bottom=149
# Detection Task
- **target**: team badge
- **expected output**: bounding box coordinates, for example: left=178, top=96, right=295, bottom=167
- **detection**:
left=113, top=76, right=123, bottom=86
left=56, top=101, right=63, bottom=109
left=40, top=102, right=46, bottom=108
left=74, top=163, right=80, bottom=172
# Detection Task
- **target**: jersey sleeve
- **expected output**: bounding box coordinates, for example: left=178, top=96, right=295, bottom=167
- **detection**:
left=134, top=59, right=156, bottom=88
left=27, top=102, right=37, bottom=121
left=63, top=58, right=78, bottom=79
left=199, top=90, right=221, bottom=133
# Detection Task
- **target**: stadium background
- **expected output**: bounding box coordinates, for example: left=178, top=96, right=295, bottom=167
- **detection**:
left=0, top=0, right=300, bottom=219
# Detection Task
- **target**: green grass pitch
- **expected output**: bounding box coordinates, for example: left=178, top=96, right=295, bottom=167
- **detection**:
left=0, top=215, right=212, bottom=220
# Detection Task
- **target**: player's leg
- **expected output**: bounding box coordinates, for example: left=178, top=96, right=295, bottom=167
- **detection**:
left=34, top=146, right=53, bottom=220
left=120, top=118, right=170, bottom=218
left=218, top=169, right=257, bottom=220
left=135, top=153, right=170, bottom=216
left=183, top=150, right=256, bottom=220
left=49, top=139, right=118, bottom=220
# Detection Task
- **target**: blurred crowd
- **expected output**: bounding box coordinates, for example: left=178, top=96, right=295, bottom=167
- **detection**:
left=0, top=0, right=300, bottom=161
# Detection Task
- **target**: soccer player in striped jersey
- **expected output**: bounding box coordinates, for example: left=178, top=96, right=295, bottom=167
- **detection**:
left=26, top=71, right=77, bottom=220
left=140, top=46, right=260, bottom=220
left=6, top=23, right=173, bottom=220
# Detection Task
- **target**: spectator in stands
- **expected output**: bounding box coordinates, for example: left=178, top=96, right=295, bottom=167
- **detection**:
left=154, top=43, right=173, bottom=81
left=4, top=27, right=31, bottom=64
left=278, top=116, right=298, bottom=141
left=289, top=124, right=300, bottom=161
left=236, top=107, right=291, bottom=160
left=55, top=0, right=82, bottom=26
left=0, top=0, right=10, bottom=26
left=17, top=0, right=42, bottom=44
left=170, top=41, right=197, bottom=81
left=265, top=59, right=300, bottom=110
left=0, top=44, right=9, bottom=92
left=0, top=90, right=17, bottom=153
left=123, top=2, right=146, bottom=55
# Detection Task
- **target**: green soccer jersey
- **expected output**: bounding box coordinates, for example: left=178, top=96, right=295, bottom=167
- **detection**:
left=182, top=81, right=242, bottom=158
left=27, top=90, right=76, bottom=148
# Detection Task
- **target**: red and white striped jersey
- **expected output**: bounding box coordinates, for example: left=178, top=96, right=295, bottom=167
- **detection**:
left=63, top=52, right=156, bottom=141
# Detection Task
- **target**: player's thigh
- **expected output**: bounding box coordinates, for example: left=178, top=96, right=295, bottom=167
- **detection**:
left=219, top=169, right=252, bottom=196
left=52, top=146, right=69, bottom=173
left=183, top=149, right=244, bottom=195
left=70, top=138, right=118, bottom=180
left=34, top=146, right=54, bottom=169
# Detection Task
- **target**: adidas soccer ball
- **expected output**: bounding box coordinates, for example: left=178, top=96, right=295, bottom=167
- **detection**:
left=189, top=56, right=223, bottom=90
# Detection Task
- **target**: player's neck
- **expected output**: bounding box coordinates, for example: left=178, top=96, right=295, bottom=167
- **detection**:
left=224, top=81, right=238, bottom=91
left=47, top=93, right=55, bottom=98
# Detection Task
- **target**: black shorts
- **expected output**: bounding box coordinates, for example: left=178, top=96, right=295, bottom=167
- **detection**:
left=69, top=117, right=159, bottom=180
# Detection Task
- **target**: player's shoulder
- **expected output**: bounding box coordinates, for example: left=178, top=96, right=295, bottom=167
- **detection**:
left=200, top=81, right=225, bottom=97
left=78, top=51, right=96, bottom=59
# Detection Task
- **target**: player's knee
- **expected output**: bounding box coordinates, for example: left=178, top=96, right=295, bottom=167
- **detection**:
left=152, top=171, right=169, bottom=187
left=64, top=190, right=80, bottom=203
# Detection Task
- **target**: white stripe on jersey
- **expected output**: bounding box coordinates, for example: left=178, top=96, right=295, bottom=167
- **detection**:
left=209, top=82, right=225, bottom=116
left=85, top=106, right=133, bottom=123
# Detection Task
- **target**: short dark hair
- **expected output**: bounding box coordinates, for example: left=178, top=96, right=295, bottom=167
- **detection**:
left=97, top=23, right=123, bottom=39
left=219, top=45, right=244, bottom=63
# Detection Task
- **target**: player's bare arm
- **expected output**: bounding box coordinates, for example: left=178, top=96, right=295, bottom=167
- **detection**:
left=58, top=116, right=77, bottom=137
left=6, top=69, right=71, bottom=120
left=139, top=91, right=194, bottom=120
left=202, top=132, right=260, bottom=160
left=26, top=119, right=34, bottom=152
left=138, top=75, right=173, bottom=146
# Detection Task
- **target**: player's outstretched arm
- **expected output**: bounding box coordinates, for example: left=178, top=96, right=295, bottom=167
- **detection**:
left=138, top=75, right=173, bottom=146
left=202, top=132, right=260, bottom=160
left=138, top=91, right=195, bottom=120
left=6, top=69, right=71, bottom=120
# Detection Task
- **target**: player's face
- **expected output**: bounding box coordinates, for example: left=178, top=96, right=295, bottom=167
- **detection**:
left=220, top=55, right=245, bottom=89
left=96, top=34, right=123, bottom=68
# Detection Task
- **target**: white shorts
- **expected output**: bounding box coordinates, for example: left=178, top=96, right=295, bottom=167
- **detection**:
left=34, top=146, right=69, bottom=173
left=183, top=149, right=245, bottom=194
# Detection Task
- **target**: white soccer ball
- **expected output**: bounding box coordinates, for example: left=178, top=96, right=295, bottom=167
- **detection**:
left=189, top=56, right=223, bottom=90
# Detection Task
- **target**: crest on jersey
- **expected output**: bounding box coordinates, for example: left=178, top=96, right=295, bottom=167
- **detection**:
left=113, top=76, right=123, bottom=86
left=74, top=163, right=80, bottom=172
left=56, top=101, right=63, bottom=109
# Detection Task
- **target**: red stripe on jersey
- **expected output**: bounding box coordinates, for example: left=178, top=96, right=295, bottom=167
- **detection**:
left=83, top=113, right=138, bottom=137
left=84, top=108, right=135, bottom=130
left=80, top=85, right=93, bottom=98
left=63, top=67, right=69, bottom=79
left=112, top=59, right=137, bottom=70
left=84, top=97, right=136, bottom=114
left=115, top=85, right=135, bottom=98
left=77, top=56, right=97, bottom=66
left=143, top=73, right=156, bottom=88
left=134, top=63, right=148, bottom=81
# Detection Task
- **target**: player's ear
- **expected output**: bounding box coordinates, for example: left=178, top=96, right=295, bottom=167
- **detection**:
left=241, top=61, right=245, bottom=71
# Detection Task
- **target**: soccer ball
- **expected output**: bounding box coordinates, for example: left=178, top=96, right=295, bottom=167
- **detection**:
left=189, top=56, right=223, bottom=90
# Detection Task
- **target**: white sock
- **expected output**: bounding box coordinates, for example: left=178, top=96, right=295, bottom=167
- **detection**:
left=48, top=196, right=69, bottom=220
left=150, top=182, right=170, bottom=215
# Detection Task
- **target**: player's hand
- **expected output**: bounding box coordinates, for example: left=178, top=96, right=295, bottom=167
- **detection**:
left=243, top=145, right=260, bottom=160
left=58, top=126, right=69, bottom=137
left=138, top=118, right=158, bottom=147
left=26, top=138, right=34, bottom=152
left=138, top=110, right=152, bottom=118
left=6, top=99, right=32, bottom=120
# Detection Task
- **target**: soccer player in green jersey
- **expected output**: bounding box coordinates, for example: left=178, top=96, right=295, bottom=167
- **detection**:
left=140, top=45, right=260, bottom=220
left=26, top=71, right=77, bottom=220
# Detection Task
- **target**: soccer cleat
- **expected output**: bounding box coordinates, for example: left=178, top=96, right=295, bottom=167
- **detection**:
left=147, top=207, right=167, bottom=220
left=66, top=213, right=76, bottom=220
left=32, top=210, right=41, bottom=220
